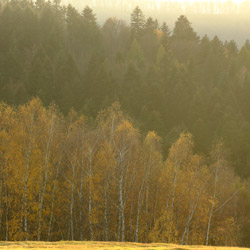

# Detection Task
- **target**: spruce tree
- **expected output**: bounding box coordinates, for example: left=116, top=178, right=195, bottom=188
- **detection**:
left=130, top=6, right=145, bottom=38
left=172, top=15, right=198, bottom=42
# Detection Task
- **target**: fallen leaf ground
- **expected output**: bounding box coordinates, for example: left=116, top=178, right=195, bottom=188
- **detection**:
left=0, top=241, right=249, bottom=250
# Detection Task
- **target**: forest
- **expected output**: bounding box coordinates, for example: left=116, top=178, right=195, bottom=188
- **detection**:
left=62, top=0, right=250, bottom=47
left=0, top=0, right=250, bottom=246
left=0, top=99, right=250, bottom=246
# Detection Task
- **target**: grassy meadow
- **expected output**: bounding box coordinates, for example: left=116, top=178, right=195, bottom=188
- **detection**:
left=0, top=241, right=249, bottom=250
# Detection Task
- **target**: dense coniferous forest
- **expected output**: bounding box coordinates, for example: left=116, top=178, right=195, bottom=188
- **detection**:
left=0, top=0, right=250, bottom=246
left=63, top=0, right=250, bottom=47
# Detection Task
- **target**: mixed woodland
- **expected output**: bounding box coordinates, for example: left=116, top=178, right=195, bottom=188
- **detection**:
left=0, top=0, right=250, bottom=246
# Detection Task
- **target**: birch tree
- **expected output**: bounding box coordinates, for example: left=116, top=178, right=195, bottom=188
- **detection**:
left=37, top=106, right=57, bottom=241
left=206, top=142, right=227, bottom=245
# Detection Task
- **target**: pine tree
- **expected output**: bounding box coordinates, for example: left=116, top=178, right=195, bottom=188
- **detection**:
left=160, top=22, right=171, bottom=51
left=81, top=6, right=100, bottom=48
left=82, top=6, right=98, bottom=29
left=130, top=6, right=145, bottom=38
left=172, top=15, right=199, bottom=42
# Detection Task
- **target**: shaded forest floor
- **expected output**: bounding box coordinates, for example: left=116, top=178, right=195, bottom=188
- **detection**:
left=0, top=241, right=249, bottom=250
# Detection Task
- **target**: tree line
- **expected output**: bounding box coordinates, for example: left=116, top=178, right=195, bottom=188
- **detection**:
left=0, top=98, right=249, bottom=246
left=1, top=0, right=250, bottom=179
left=65, top=0, right=250, bottom=15
left=0, top=0, right=250, bottom=245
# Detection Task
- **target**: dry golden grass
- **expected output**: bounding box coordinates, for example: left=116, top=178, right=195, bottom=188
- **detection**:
left=0, top=241, right=249, bottom=250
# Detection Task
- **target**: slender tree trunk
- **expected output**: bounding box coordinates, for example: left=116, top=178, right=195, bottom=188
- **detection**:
left=135, top=184, right=144, bottom=243
left=23, top=148, right=31, bottom=241
left=206, top=167, right=218, bottom=245
left=185, top=227, right=189, bottom=245
left=145, top=148, right=152, bottom=243
left=153, top=184, right=159, bottom=227
left=119, top=173, right=125, bottom=242
left=2, top=158, right=9, bottom=241
left=129, top=184, right=134, bottom=242
left=116, top=150, right=125, bottom=242
left=180, top=187, right=204, bottom=245
left=70, top=159, right=76, bottom=241
left=79, top=141, right=85, bottom=241
left=38, top=119, right=54, bottom=241
left=22, top=115, right=35, bottom=241
left=47, top=155, right=62, bottom=241
left=23, top=179, right=28, bottom=241
left=79, top=176, right=83, bottom=241
left=104, top=176, right=110, bottom=241
left=168, top=165, right=179, bottom=241
left=5, top=187, right=8, bottom=241
left=117, top=207, right=121, bottom=241
left=88, top=150, right=93, bottom=241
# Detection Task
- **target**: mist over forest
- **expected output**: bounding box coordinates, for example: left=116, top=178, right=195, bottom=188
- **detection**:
left=61, top=0, right=250, bottom=46
left=0, top=0, right=250, bottom=247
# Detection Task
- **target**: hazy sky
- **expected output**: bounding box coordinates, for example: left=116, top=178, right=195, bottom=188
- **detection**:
left=154, top=0, right=245, bottom=2
left=63, top=0, right=250, bottom=46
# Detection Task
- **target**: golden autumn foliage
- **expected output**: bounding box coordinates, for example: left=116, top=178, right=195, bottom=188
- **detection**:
left=0, top=99, right=249, bottom=246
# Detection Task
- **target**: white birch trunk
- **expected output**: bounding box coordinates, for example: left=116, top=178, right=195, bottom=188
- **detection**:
left=206, top=166, right=218, bottom=245
left=104, top=176, right=110, bottom=241
left=168, top=164, right=179, bottom=241
left=88, top=149, right=93, bottom=241
left=135, top=182, right=144, bottom=243
left=129, top=185, right=134, bottom=242
left=79, top=136, right=85, bottom=241
left=70, top=158, right=76, bottom=241
left=180, top=179, right=207, bottom=245
left=47, top=155, right=62, bottom=241
left=119, top=172, right=125, bottom=242
left=38, top=119, right=54, bottom=241
left=21, top=112, right=36, bottom=241
left=144, top=147, right=152, bottom=242
left=23, top=147, right=31, bottom=241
